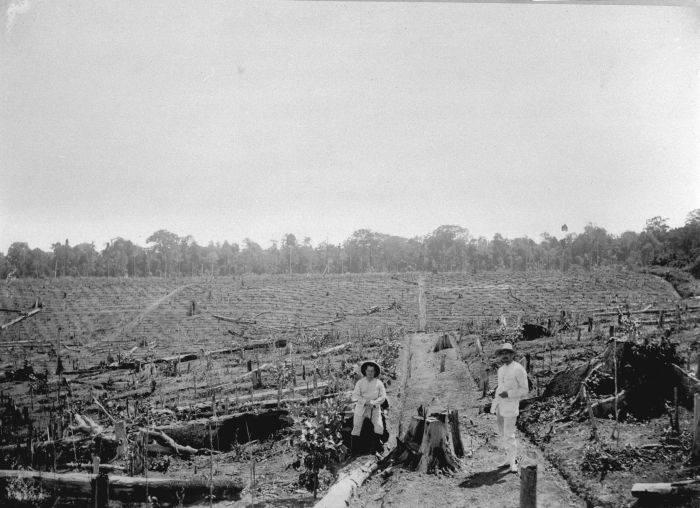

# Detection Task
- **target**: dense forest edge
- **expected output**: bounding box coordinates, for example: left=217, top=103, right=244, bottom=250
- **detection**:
left=2, top=210, right=698, bottom=281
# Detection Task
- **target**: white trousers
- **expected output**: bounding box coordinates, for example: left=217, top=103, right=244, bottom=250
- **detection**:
left=352, top=403, right=383, bottom=436
left=496, top=414, right=518, bottom=465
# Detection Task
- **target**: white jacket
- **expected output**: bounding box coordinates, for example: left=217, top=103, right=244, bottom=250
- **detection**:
left=490, top=361, right=529, bottom=417
left=352, top=377, right=386, bottom=407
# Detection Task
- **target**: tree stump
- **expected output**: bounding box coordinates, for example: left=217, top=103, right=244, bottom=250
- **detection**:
left=432, top=334, right=453, bottom=352
left=395, top=415, right=425, bottom=467
left=417, top=412, right=461, bottom=474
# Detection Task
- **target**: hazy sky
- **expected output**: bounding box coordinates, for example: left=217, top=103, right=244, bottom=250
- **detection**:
left=1, top=1, right=698, bottom=252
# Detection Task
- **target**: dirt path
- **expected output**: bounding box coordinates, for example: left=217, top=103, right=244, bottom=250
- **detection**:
left=352, top=332, right=583, bottom=508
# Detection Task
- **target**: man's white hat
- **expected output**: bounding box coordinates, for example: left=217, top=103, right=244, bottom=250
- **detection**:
left=495, top=342, right=515, bottom=354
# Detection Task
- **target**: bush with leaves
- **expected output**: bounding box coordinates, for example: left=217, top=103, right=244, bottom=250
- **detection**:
left=580, top=443, right=623, bottom=479
left=5, top=476, right=49, bottom=506
left=378, top=339, right=401, bottom=380
left=293, top=396, right=349, bottom=497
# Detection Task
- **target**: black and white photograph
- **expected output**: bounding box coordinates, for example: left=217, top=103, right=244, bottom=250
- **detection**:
left=0, top=0, right=698, bottom=506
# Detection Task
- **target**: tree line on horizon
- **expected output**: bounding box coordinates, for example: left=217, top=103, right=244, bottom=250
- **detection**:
left=1, top=211, right=698, bottom=280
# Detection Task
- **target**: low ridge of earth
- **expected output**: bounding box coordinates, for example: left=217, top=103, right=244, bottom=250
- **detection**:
left=351, top=332, right=583, bottom=508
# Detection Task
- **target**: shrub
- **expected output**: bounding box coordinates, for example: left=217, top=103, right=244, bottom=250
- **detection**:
left=293, top=396, right=349, bottom=497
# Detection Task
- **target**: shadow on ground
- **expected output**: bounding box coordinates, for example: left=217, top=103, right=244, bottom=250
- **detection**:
left=459, top=465, right=513, bottom=489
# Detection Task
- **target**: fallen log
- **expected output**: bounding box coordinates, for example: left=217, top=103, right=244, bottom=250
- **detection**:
left=589, top=390, right=626, bottom=418
left=314, top=457, right=380, bottom=508
left=108, top=385, right=155, bottom=401
left=631, top=479, right=700, bottom=499
left=212, top=313, right=255, bottom=324
left=155, top=409, right=293, bottom=450
left=0, top=308, right=41, bottom=330
left=153, top=341, right=287, bottom=366
left=0, top=469, right=243, bottom=504
left=174, top=382, right=331, bottom=415
left=307, top=342, right=352, bottom=359
left=63, top=462, right=126, bottom=473
left=142, top=429, right=198, bottom=456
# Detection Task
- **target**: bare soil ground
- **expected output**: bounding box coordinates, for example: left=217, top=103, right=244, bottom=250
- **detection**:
left=0, top=270, right=694, bottom=506
left=351, top=332, right=583, bottom=508
left=459, top=326, right=700, bottom=508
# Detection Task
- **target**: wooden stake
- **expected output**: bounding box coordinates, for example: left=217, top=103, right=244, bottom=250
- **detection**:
left=673, top=387, right=680, bottom=434
left=693, top=394, right=700, bottom=464
left=94, top=471, right=109, bottom=508
left=519, top=463, right=537, bottom=508
left=418, top=276, right=427, bottom=332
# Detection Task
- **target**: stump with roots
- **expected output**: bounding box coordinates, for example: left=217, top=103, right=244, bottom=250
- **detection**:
left=395, top=409, right=463, bottom=474
left=432, top=334, right=453, bottom=353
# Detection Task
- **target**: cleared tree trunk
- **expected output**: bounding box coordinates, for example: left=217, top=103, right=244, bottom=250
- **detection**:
left=631, top=479, right=700, bottom=499
left=0, top=469, right=243, bottom=504
left=314, top=457, right=380, bottom=508
left=0, top=308, right=41, bottom=330
left=590, top=390, right=626, bottom=418
left=417, top=412, right=460, bottom=474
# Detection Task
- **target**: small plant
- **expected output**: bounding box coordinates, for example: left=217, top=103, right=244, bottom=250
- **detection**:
left=580, top=442, right=623, bottom=479
left=293, top=396, right=349, bottom=497
left=5, top=476, right=49, bottom=505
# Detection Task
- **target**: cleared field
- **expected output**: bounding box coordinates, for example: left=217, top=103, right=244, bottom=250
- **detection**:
left=0, top=268, right=679, bottom=367
left=0, top=269, right=690, bottom=506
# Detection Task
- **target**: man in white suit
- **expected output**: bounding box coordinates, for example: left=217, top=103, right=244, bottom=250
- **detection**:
left=490, top=342, right=529, bottom=473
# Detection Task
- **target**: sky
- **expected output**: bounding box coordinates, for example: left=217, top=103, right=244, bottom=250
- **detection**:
left=0, top=0, right=698, bottom=252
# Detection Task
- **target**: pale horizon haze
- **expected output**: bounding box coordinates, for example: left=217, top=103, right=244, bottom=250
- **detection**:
left=1, top=0, right=698, bottom=251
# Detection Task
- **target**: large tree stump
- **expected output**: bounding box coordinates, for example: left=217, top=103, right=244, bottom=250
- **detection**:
left=416, top=412, right=461, bottom=474
left=395, top=415, right=425, bottom=467
left=432, top=334, right=453, bottom=352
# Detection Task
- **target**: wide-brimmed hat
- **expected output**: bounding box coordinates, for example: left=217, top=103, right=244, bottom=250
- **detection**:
left=494, top=342, right=515, bottom=355
left=360, top=360, right=381, bottom=377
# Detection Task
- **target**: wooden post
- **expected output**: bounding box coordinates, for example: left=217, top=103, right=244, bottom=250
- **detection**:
left=693, top=394, right=700, bottom=464
left=586, top=399, right=597, bottom=441
left=519, top=463, right=537, bottom=508
left=673, top=387, right=680, bottom=434
left=115, top=421, right=126, bottom=459
left=93, top=471, right=109, bottom=508
left=418, top=276, right=427, bottom=332
left=609, top=325, right=615, bottom=338
left=588, top=317, right=593, bottom=333
left=440, top=353, right=446, bottom=373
